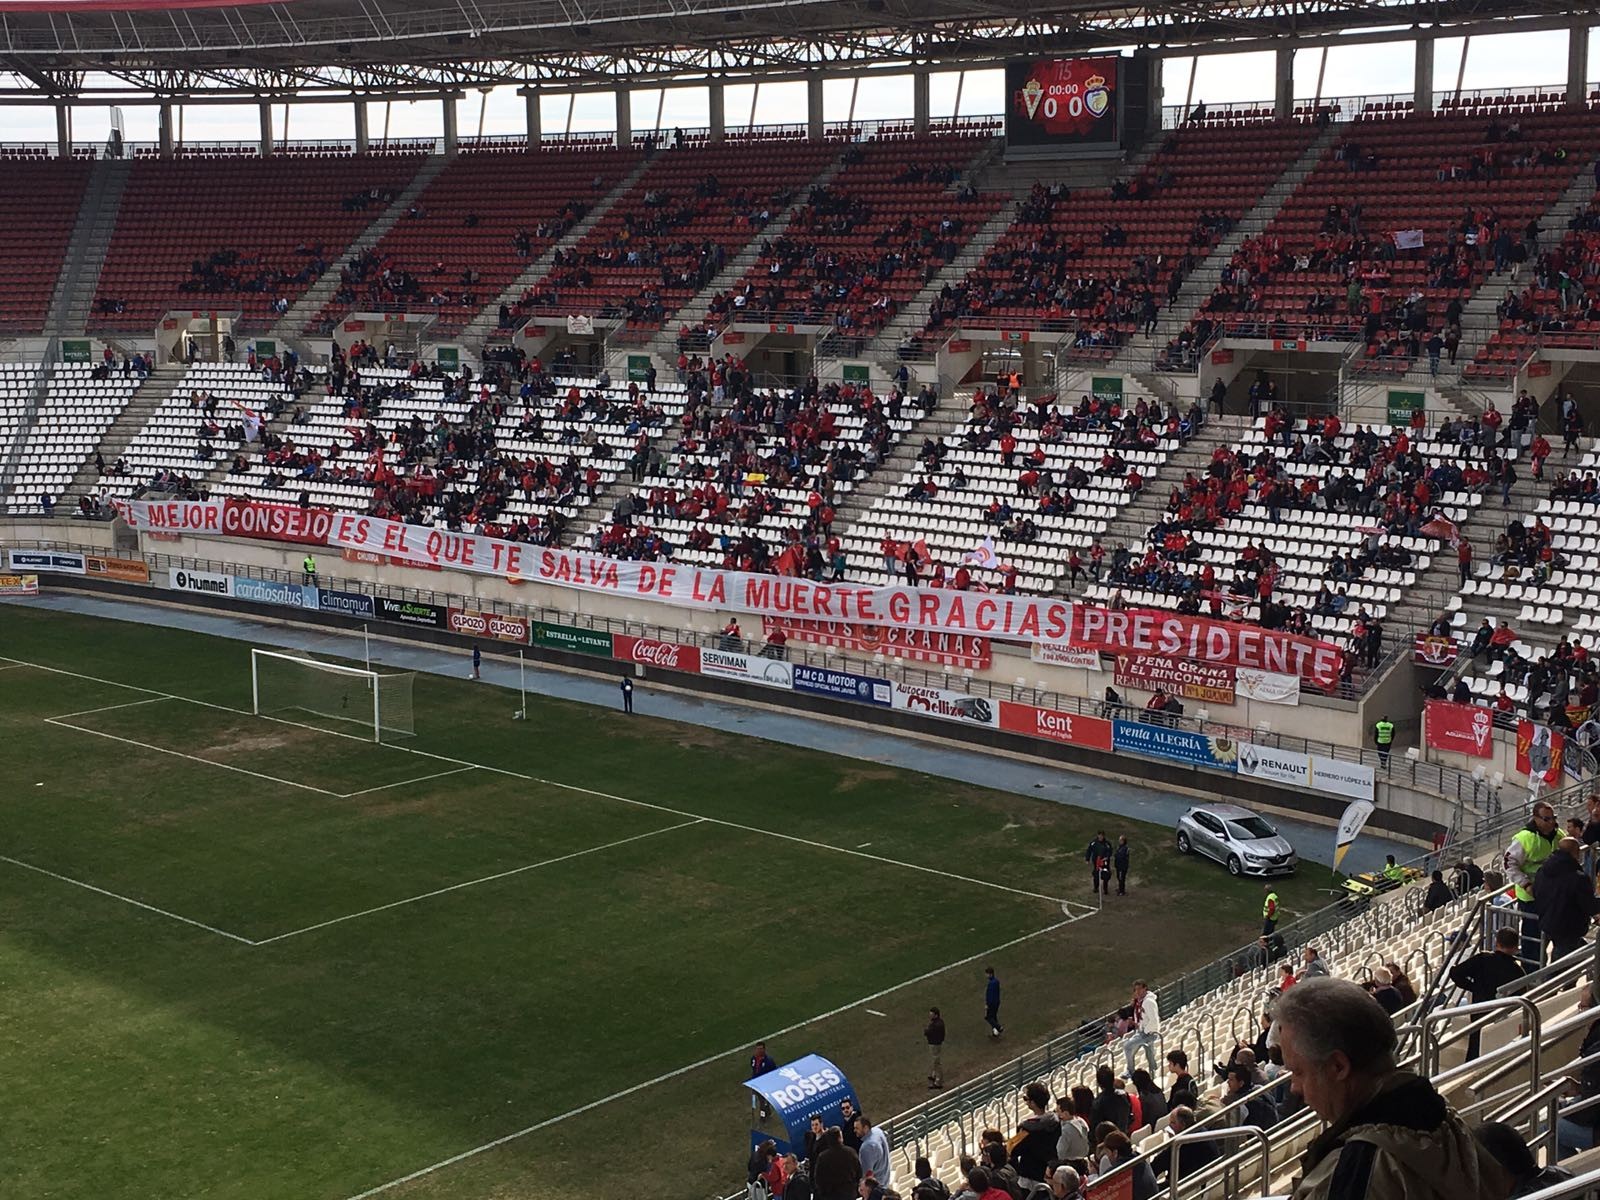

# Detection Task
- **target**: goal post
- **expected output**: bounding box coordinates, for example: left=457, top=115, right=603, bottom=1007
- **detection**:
left=250, top=648, right=415, bottom=742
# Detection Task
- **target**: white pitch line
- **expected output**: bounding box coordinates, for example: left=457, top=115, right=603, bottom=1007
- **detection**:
left=0, top=854, right=256, bottom=945
left=47, top=696, right=175, bottom=721
left=254, top=819, right=705, bottom=946
left=338, top=766, right=478, bottom=799
left=864, top=1008, right=888, bottom=1017
left=3, top=656, right=1088, bottom=911
left=343, top=912, right=1086, bottom=1200
left=43, top=719, right=343, bottom=797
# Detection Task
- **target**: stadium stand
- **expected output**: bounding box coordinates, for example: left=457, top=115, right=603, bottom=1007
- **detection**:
left=704, top=135, right=1004, bottom=342
left=90, top=154, right=426, bottom=335
left=918, top=117, right=1322, bottom=362
left=306, top=146, right=641, bottom=338
left=0, top=160, right=92, bottom=333
left=1183, top=104, right=1600, bottom=375
left=516, top=139, right=839, bottom=336
left=2, top=361, right=148, bottom=515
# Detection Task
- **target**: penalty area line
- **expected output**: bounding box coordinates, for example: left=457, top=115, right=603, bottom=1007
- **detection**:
left=0, top=854, right=257, bottom=945
left=342, top=912, right=1085, bottom=1200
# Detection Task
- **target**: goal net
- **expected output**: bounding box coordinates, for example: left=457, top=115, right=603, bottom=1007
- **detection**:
left=251, top=648, right=415, bottom=742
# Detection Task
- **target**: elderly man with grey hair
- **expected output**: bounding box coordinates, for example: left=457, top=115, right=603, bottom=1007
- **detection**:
left=1046, top=1163, right=1082, bottom=1198
left=1275, top=977, right=1510, bottom=1200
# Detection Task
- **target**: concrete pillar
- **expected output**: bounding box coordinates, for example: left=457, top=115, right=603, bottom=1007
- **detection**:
left=1414, top=35, right=1435, bottom=114
left=259, top=100, right=274, bottom=157
left=1569, top=24, right=1591, bottom=109
left=1274, top=47, right=1294, bottom=120
left=615, top=87, right=631, bottom=148
left=807, top=74, right=824, bottom=141
left=55, top=104, right=70, bottom=158
left=708, top=80, right=726, bottom=144
left=354, top=99, right=369, bottom=154
left=519, top=86, right=541, bottom=147
left=913, top=68, right=930, bottom=135
left=158, top=101, right=174, bottom=158
left=442, top=91, right=459, bottom=153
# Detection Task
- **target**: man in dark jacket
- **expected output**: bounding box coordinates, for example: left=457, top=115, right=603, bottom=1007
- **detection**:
left=1423, top=869, right=1455, bottom=912
left=1166, top=1049, right=1200, bottom=1111
left=1114, top=835, right=1131, bottom=895
left=1012, top=1081, right=1062, bottom=1186
left=1534, top=837, right=1600, bottom=964
left=1153, top=1105, right=1217, bottom=1188
left=811, top=1126, right=861, bottom=1200
left=1449, top=927, right=1525, bottom=1059
left=925, top=1007, right=946, bottom=1089
left=1086, top=832, right=1114, bottom=895
left=1090, top=1064, right=1132, bottom=1133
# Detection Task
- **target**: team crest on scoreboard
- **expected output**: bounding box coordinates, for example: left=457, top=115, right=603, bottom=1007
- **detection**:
left=1021, top=76, right=1045, bottom=119
left=1084, top=74, right=1110, bottom=117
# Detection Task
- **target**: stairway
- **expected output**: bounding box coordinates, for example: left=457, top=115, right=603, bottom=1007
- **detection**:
left=61, top=361, right=189, bottom=500
left=823, top=403, right=975, bottom=531
left=1095, top=414, right=1254, bottom=554
left=44, top=157, right=132, bottom=339
left=1108, top=118, right=1348, bottom=375
left=633, top=152, right=850, bottom=363
left=457, top=154, right=659, bottom=351
left=270, top=153, right=451, bottom=343
left=1394, top=147, right=1600, bottom=388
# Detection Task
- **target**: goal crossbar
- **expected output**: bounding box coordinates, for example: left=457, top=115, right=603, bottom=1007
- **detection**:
left=250, top=648, right=415, bottom=743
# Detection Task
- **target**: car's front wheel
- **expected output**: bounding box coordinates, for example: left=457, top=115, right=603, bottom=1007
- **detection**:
left=1227, top=855, right=1244, bottom=877
left=1176, top=831, right=1192, bottom=855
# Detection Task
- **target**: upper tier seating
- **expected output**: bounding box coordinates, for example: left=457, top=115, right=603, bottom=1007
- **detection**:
left=0, top=362, right=45, bottom=508
left=308, top=147, right=640, bottom=338
left=0, top=160, right=90, bottom=332
left=518, top=140, right=838, bottom=335
left=91, top=154, right=425, bottom=334
left=4, top=362, right=144, bottom=514
left=920, top=120, right=1320, bottom=362
left=704, top=137, right=1004, bottom=340
left=1188, top=107, right=1600, bottom=374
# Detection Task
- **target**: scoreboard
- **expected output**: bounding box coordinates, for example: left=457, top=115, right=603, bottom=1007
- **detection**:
left=1005, top=55, right=1122, bottom=150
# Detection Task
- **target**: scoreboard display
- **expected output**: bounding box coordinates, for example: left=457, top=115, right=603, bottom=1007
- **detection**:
left=1005, top=56, right=1121, bottom=148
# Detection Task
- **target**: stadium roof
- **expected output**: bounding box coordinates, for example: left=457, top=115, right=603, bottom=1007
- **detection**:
left=0, top=0, right=1587, bottom=101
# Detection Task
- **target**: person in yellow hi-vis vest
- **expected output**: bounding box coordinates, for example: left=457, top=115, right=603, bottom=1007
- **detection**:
left=1373, top=715, right=1396, bottom=768
left=302, top=553, right=317, bottom=585
left=1262, top=884, right=1280, bottom=937
left=1506, top=802, right=1560, bottom=965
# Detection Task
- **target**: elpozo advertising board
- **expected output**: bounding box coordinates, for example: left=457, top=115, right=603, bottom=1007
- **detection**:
left=1111, top=719, right=1238, bottom=771
left=890, top=682, right=999, bottom=727
left=7, top=549, right=85, bottom=574
left=700, top=647, right=794, bottom=690
left=791, top=665, right=891, bottom=707
left=1235, top=742, right=1374, bottom=801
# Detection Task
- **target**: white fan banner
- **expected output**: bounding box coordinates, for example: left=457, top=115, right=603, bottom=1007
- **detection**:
left=1236, top=667, right=1301, bottom=706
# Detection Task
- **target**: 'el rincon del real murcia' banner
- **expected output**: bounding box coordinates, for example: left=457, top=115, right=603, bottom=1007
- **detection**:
left=111, top=497, right=1345, bottom=685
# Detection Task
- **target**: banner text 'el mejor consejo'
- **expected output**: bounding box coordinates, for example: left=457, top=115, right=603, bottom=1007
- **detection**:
left=112, top=497, right=1345, bottom=686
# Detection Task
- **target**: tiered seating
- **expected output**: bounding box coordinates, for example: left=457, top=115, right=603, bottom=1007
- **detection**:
left=91, top=154, right=425, bottom=334
left=308, top=147, right=639, bottom=337
left=587, top=383, right=923, bottom=567
left=704, top=137, right=1003, bottom=338
left=1467, top=192, right=1600, bottom=380
left=520, top=140, right=837, bottom=335
left=4, top=363, right=143, bottom=513
left=0, top=160, right=90, bottom=332
left=841, top=393, right=1182, bottom=594
left=1194, top=106, right=1600, bottom=373
left=1083, top=415, right=1478, bottom=645
left=0, top=361, right=46, bottom=509
left=885, top=885, right=1477, bottom=1194
left=921, top=120, right=1319, bottom=361
left=97, top=363, right=301, bottom=497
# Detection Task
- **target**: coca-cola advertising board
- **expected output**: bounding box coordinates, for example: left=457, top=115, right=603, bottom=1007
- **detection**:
left=612, top=634, right=701, bottom=675
left=1424, top=700, right=1494, bottom=759
left=447, top=607, right=532, bottom=644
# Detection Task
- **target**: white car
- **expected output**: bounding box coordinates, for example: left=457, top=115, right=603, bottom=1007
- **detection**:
left=1176, top=802, right=1297, bottom=877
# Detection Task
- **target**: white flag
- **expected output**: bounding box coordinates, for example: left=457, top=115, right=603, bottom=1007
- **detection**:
left=1392, top=229, right=1425, bottom=250
left=962, top=537, right=999, bottom=570
left=242, top=413, right=261, bottom=443
left=1333, top=799, right=1376, bottom=873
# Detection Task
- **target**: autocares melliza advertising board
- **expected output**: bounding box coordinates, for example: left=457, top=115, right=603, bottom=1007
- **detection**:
left=890, top=683, right=999, bottom=728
